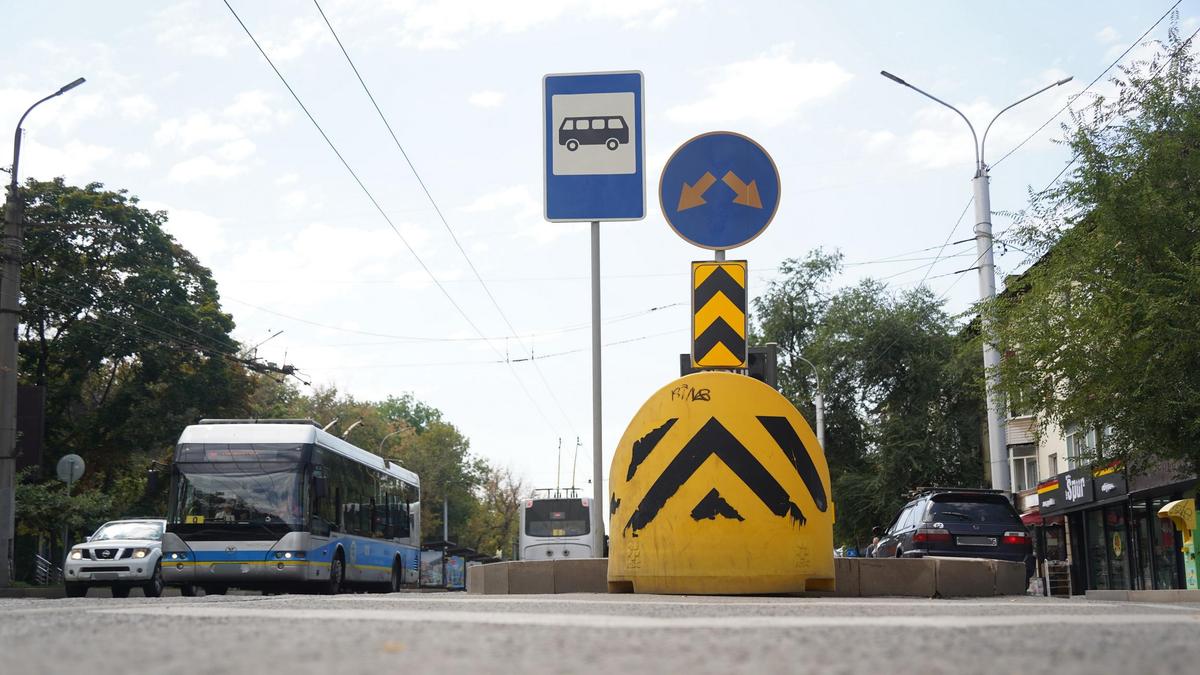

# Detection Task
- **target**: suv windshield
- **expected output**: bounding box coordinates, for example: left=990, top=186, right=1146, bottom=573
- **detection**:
left=91, top=521, right=163, bottom=541
left=928, top=496, right=1021, bottom=525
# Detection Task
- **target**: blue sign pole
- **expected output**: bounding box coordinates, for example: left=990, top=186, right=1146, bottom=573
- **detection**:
left=543, top=71, right=646, bottom=555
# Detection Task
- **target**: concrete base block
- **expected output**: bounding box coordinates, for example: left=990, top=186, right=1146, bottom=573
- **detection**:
left=506, top=560, right=555, bottom=594
left=466, top=565, right=484, bottom=594
left=833, top=557, right=860, bottom=597
left=858, top=558, right=936, bottom=597
left=991, top=560, right=1028, bottom=596
left=553, top=558, right=608, bottom=593
left=480, top=560, right=510, bottom=595
left=935, top=557, right=995, bottom=597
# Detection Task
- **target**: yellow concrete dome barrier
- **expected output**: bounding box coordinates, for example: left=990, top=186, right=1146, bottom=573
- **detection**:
left=608, top=371, right=835, bottom=594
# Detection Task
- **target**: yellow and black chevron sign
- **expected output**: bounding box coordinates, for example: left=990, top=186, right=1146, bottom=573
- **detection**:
left=691, top=260, right=747, bottom=369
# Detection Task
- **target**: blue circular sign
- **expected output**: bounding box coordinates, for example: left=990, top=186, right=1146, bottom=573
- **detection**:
left=659, top=132, right=781, bottom=250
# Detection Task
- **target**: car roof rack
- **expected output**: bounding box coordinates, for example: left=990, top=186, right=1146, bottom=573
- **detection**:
left=909, top=486, right=1007, bottom=498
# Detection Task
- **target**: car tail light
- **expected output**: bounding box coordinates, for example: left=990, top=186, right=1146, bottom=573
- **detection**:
left=912, top=528, right=952, bottom=544
left=1002, top=531, right=1030, bottom=546
left=525, top=500, right=533, bottom=508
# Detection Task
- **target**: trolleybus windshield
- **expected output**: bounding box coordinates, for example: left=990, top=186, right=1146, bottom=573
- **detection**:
left=525, top=499, right=590, bottom=537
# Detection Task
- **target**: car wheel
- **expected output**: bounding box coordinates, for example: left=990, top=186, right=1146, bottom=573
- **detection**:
left=111, top=585, right=131, bottom=598
left=180, top=584, right=199, bottom=597
left=64, top=583, right=88, bottom=598
left=566, top=139, right=579, bottom=151
left=606, top=138, right=619, bottom=150
left=321, top=551, right=345, bottom=595
left=142, top=563, right=164, bottom=598
left=895, top=547, right=903, bottom=558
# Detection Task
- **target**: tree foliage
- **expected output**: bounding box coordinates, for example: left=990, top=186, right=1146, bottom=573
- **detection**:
left=755, top=250, right=985, bottom=546
left=17, top=178, right=254, bottom=523
left=990, top=20, right=1200, bottom=476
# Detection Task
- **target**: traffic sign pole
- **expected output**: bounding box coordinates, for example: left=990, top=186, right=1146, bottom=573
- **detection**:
left=590, top=221, right=604, bottom=555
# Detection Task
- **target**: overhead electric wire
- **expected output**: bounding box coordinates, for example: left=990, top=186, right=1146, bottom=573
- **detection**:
left=991, top=0, right=1182, bottom=168
left=304, top=328, right=684, bottom=370
left=310, top=0, right=576, bottom=434
left=222, top=0, right=561, bottom=436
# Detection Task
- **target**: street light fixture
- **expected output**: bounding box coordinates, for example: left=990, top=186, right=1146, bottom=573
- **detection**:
left=1, top=77, right=87, bottom=587
left=880, top=70, right=1072, bottom=493
left=794, top=354, right=825, bottom=450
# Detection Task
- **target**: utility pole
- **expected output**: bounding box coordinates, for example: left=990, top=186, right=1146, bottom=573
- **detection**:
left=1, top=78, right=86, bottom=587
left=880, top=70, right=1072, bottom=493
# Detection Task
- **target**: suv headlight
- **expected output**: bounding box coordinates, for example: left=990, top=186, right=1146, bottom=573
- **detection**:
left=69, top=549, right=83, bottom=560
left=132, top=548, right=150, bottom=559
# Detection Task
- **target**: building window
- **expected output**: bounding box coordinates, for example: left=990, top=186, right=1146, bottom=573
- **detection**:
left=1065, top=427, right=1096, bottom=469
left=1009, top=444, right=1037, bottom=492
left=1048, top=453, right=1058, bottom=476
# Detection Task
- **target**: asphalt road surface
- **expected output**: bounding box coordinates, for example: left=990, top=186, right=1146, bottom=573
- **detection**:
left=2, top=592, right=1198, bottom=674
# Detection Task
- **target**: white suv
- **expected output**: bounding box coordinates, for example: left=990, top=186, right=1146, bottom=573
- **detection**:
left=64, top=519, right=166, bottom=598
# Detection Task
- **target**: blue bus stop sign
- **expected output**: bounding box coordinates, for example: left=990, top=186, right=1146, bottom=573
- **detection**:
left=659, top=132, right=780, bottom=250
left=544, top=71, right=645, bottom=222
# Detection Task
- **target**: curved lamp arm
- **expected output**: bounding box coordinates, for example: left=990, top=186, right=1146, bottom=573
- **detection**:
left=881, top=70, right=979, bottom=171
left=980, top=76, right=1073, bottom=166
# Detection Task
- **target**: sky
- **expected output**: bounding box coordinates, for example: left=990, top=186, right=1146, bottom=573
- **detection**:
left=3, top=1, right=1194, bottom=500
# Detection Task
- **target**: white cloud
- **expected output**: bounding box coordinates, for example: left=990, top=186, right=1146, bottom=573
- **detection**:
left=121, top=152, right=152, bottom=169
left=15, top=138, right=113, bottom=181
left=1095, top=26, right=1120, bottom=44
left=364, top=0, right=686, bottom=50
left=220, top=221, right=436, bottom=308
left=216, top=139, right=256, bottom=162
left=666, top=44, right=852, bottom=127
left=118, top=95, right=157, bottom=121
left=860, top=130, right=897, bottom=152
left=276, top=172, right=301, bottom=186
left=151, top=2, right=235, bottom=58
left=260, top=18, right=331, bottom=62
left=155, top=114, right=243, bottom=149
left=168, top=155, right=247, bottom=183
left=142, top=201, right=229, bottom=262
left=281, top=189, right=310, bottom=211
left=222, top=91, right=291, bottom=131
left=468, top=90, right=506, bottom=108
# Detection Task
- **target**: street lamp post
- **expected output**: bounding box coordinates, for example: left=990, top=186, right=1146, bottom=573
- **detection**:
left=794, top=355, right=825, bottom=450
left=880, top=70, right=1071, bottom=493
left=0, top=77, right=86, bottom=587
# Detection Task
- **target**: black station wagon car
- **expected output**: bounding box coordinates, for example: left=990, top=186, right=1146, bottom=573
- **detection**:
left=870, top=488, right=1034, bottom=578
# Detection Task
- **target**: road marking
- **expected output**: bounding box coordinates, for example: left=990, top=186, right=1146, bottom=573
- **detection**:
left=97, top=605, right=1200, bottom=629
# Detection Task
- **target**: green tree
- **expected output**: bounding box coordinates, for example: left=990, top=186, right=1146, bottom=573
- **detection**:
left=990, top=21, right=1200, bottom=476
left=461, top=463, right=526, bottom=559
left=755, top=250, right=985, bottom=546
left=17, top=178, right=254, bottom=515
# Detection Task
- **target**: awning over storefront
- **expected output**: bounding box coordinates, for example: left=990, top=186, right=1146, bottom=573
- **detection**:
left=1021, top=511, right=1042, bottom=526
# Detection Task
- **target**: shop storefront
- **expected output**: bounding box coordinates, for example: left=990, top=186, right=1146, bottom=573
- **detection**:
left=1039, top=463, right=1195, bottom=593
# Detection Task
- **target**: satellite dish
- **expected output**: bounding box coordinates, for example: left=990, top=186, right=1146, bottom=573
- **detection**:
left=56, top=454, right=85, bottom=484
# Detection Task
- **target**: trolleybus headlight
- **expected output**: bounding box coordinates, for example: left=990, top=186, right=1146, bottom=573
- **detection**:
left=132, top=548, right=150, bottom=558
left=69, top=549, right=83, bottom=560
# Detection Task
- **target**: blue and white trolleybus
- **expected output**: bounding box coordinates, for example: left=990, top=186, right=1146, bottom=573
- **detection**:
left=162, top=419, right=420, bottom=594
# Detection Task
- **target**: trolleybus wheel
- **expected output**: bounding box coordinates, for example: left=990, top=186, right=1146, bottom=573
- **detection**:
left=322, top=551, right=345, bottom=595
